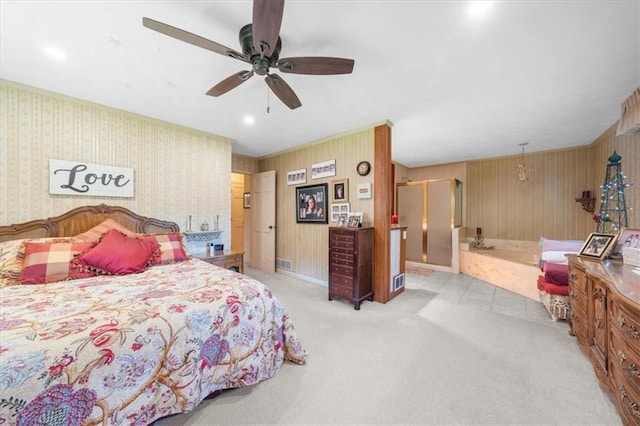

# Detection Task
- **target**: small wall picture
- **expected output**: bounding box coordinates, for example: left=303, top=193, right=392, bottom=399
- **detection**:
left=296, top=183, right=328, bottom=224
left=330, top=203, right=350, bottom=222
left=331, top=178, right=349, bottom=202
left=357, top=182, right=372, bottom=199
left=243, top=192, right=250, bottom=209
left=610, top=227, right=640, bottom=258
left=287, top=168, right=307, bottom=186
left=311, top=159, right=336, bottom=179
left=578, top=232, right=618, bottom=260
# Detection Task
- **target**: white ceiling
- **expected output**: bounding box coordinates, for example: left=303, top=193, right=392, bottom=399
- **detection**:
left=1, top=1, right=638, bottom=167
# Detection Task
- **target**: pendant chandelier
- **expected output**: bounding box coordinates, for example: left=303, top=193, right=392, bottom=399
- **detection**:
left=514, top=143, right=533, bottom=184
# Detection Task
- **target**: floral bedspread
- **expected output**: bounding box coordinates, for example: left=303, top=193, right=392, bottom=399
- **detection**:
left=0, top=259, right=306, bottom=425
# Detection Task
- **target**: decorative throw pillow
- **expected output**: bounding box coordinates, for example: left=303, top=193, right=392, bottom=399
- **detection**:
left=75, top=229, right=160, bottom=275
left=1, top=237, right=78, bottom=286
left=73, top=219, right=137, bottom=243
left=140, top=233, right=189, bottom=265
left=19, top=241, right=97, bottom=284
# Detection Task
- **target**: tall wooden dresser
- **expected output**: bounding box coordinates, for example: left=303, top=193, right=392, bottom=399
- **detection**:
left=328, top=227, right=374, bottom=310
left=567, top=254, right=640, bottom=425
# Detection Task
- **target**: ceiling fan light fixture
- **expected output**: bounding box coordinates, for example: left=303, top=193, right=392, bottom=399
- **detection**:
left=142, top=0, right=354, bottom=110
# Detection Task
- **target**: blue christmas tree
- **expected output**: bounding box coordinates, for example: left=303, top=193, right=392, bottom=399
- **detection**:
left=595, top=151, right=632, bottom=234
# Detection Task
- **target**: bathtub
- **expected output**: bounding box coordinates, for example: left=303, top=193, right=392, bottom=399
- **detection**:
left=459, top=239, right=541, bottom=301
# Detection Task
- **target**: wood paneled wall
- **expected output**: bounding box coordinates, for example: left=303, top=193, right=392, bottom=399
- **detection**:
left=466, top=147, right=595, bottom=241
left=443, top=123, right=639, bottom=243
left=232, top=154, right=259, bottom=175
left=259, top=128, right=375, bottom=282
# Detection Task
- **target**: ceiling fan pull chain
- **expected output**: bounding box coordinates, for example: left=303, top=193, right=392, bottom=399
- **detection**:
left=267, top=86, right=270, bottom=114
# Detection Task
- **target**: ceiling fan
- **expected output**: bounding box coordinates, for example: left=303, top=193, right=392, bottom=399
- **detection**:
left=143, top=0, right=355, bottom=110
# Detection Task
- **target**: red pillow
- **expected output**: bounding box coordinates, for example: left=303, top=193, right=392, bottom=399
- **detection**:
left=543, top=262, right=569, bottom=286
left=19, top=241, right=97, bottom=284
left=140, top=233, right=189, bottom=265
left=76, top=229, right=160, bottom=275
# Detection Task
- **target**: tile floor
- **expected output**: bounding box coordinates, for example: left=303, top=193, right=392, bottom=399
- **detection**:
left=404, top=270, right=569, bottom=329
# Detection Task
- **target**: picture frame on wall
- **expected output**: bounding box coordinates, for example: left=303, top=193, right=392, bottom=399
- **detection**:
left=331, top=178, right=349, bottom=202
left=243, top=192, right=250, bottom=209
left=578, top=232, right=618, bottom=260
left=610, top=227, right=640, bottom=258
left=330, top=203, right=350, bottom=222
left=311, top=159, right=336, bottom=179
left=296, top=183, right=328, bottom=224
left=287, top=168, right=307, bottom=186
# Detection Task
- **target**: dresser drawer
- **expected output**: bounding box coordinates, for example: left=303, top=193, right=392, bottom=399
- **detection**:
left=331, top=250, right=354, bottom=265
left=569, top=268, right=588, bottom=295
left=610, top=299, right=640, bottom=357
left=331, top=264, right=354, bottom=278
left=330, top=237, right=355, bottom=250
left=608, top=355, right=640, bottom=424
left=569, top=288, right=587, bottom=315
left=609, top=328, right=640, bottom=386
left=330, top=284, right=353, bottom=299
left=330, top=273, right=354, bottom=287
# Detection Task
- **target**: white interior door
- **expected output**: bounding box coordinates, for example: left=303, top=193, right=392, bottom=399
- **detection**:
left=250, top=170, right=276, bottom=272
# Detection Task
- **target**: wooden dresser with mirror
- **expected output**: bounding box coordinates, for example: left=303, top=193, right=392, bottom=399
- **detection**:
left=567, top=254, right=640, bottom=425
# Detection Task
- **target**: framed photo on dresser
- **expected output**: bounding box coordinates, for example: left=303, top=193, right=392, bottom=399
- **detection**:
left=578, top=232, right=617, bottom=260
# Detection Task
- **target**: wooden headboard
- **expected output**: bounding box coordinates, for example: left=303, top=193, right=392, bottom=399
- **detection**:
left=0, top=204, right=179, bottom=243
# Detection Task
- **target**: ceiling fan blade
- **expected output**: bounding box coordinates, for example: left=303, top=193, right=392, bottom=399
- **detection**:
left=252, top=0, right=284, bottom=58
left=142, top=17, right=248, bottom=63
left=265, top=74, right=301, bottom=110
left=206, top=70, right=254, bottom=97
left=277, top=57, right=355, bottom=75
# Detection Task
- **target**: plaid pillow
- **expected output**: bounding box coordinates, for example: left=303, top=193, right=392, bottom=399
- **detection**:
left=140, top=233, right=189, bottom=265
left=74, top=219, right=137, bottom=243
left=19, top=241, right=97, bottom=284
left=1, top=237, right=79, bottom=286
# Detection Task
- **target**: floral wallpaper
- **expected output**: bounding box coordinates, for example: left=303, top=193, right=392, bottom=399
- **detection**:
left=0, top=80, right=233, bottom=245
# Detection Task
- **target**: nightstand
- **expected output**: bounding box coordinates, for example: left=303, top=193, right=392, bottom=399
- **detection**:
left=196, top=249, right=244, bottom=274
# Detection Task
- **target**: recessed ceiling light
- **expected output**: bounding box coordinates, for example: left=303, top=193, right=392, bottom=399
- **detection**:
left=243, top=115, right=255, bottom=126
left=468, top=1, right=494, bottom=18
left=43, top=45, right=67, bottom=61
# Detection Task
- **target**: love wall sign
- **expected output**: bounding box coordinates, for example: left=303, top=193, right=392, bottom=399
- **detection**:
left=49, top=159, right=134, bottom=198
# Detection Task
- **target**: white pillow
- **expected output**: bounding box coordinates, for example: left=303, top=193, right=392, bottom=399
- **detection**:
left=541, top=250, right=576, bottom=264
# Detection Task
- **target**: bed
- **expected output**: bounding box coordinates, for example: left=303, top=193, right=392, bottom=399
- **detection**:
left=0, top=204, right=306, bottom=426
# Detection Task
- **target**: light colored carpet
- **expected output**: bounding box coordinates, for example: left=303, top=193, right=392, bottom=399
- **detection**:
left=156, top=268, right=621, bottom=426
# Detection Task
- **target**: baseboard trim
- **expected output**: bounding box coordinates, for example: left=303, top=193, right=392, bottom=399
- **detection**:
left=276, top=268, right=328, bottom=287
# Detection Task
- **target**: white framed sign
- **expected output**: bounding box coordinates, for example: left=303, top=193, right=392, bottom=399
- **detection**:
left=49, top=159, right=134, bottom=198
left=287, top=168, right=307, bottom=185
left=357, top=182, right=372, bottom=199
left=311, top=159, right=336, bottom=179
